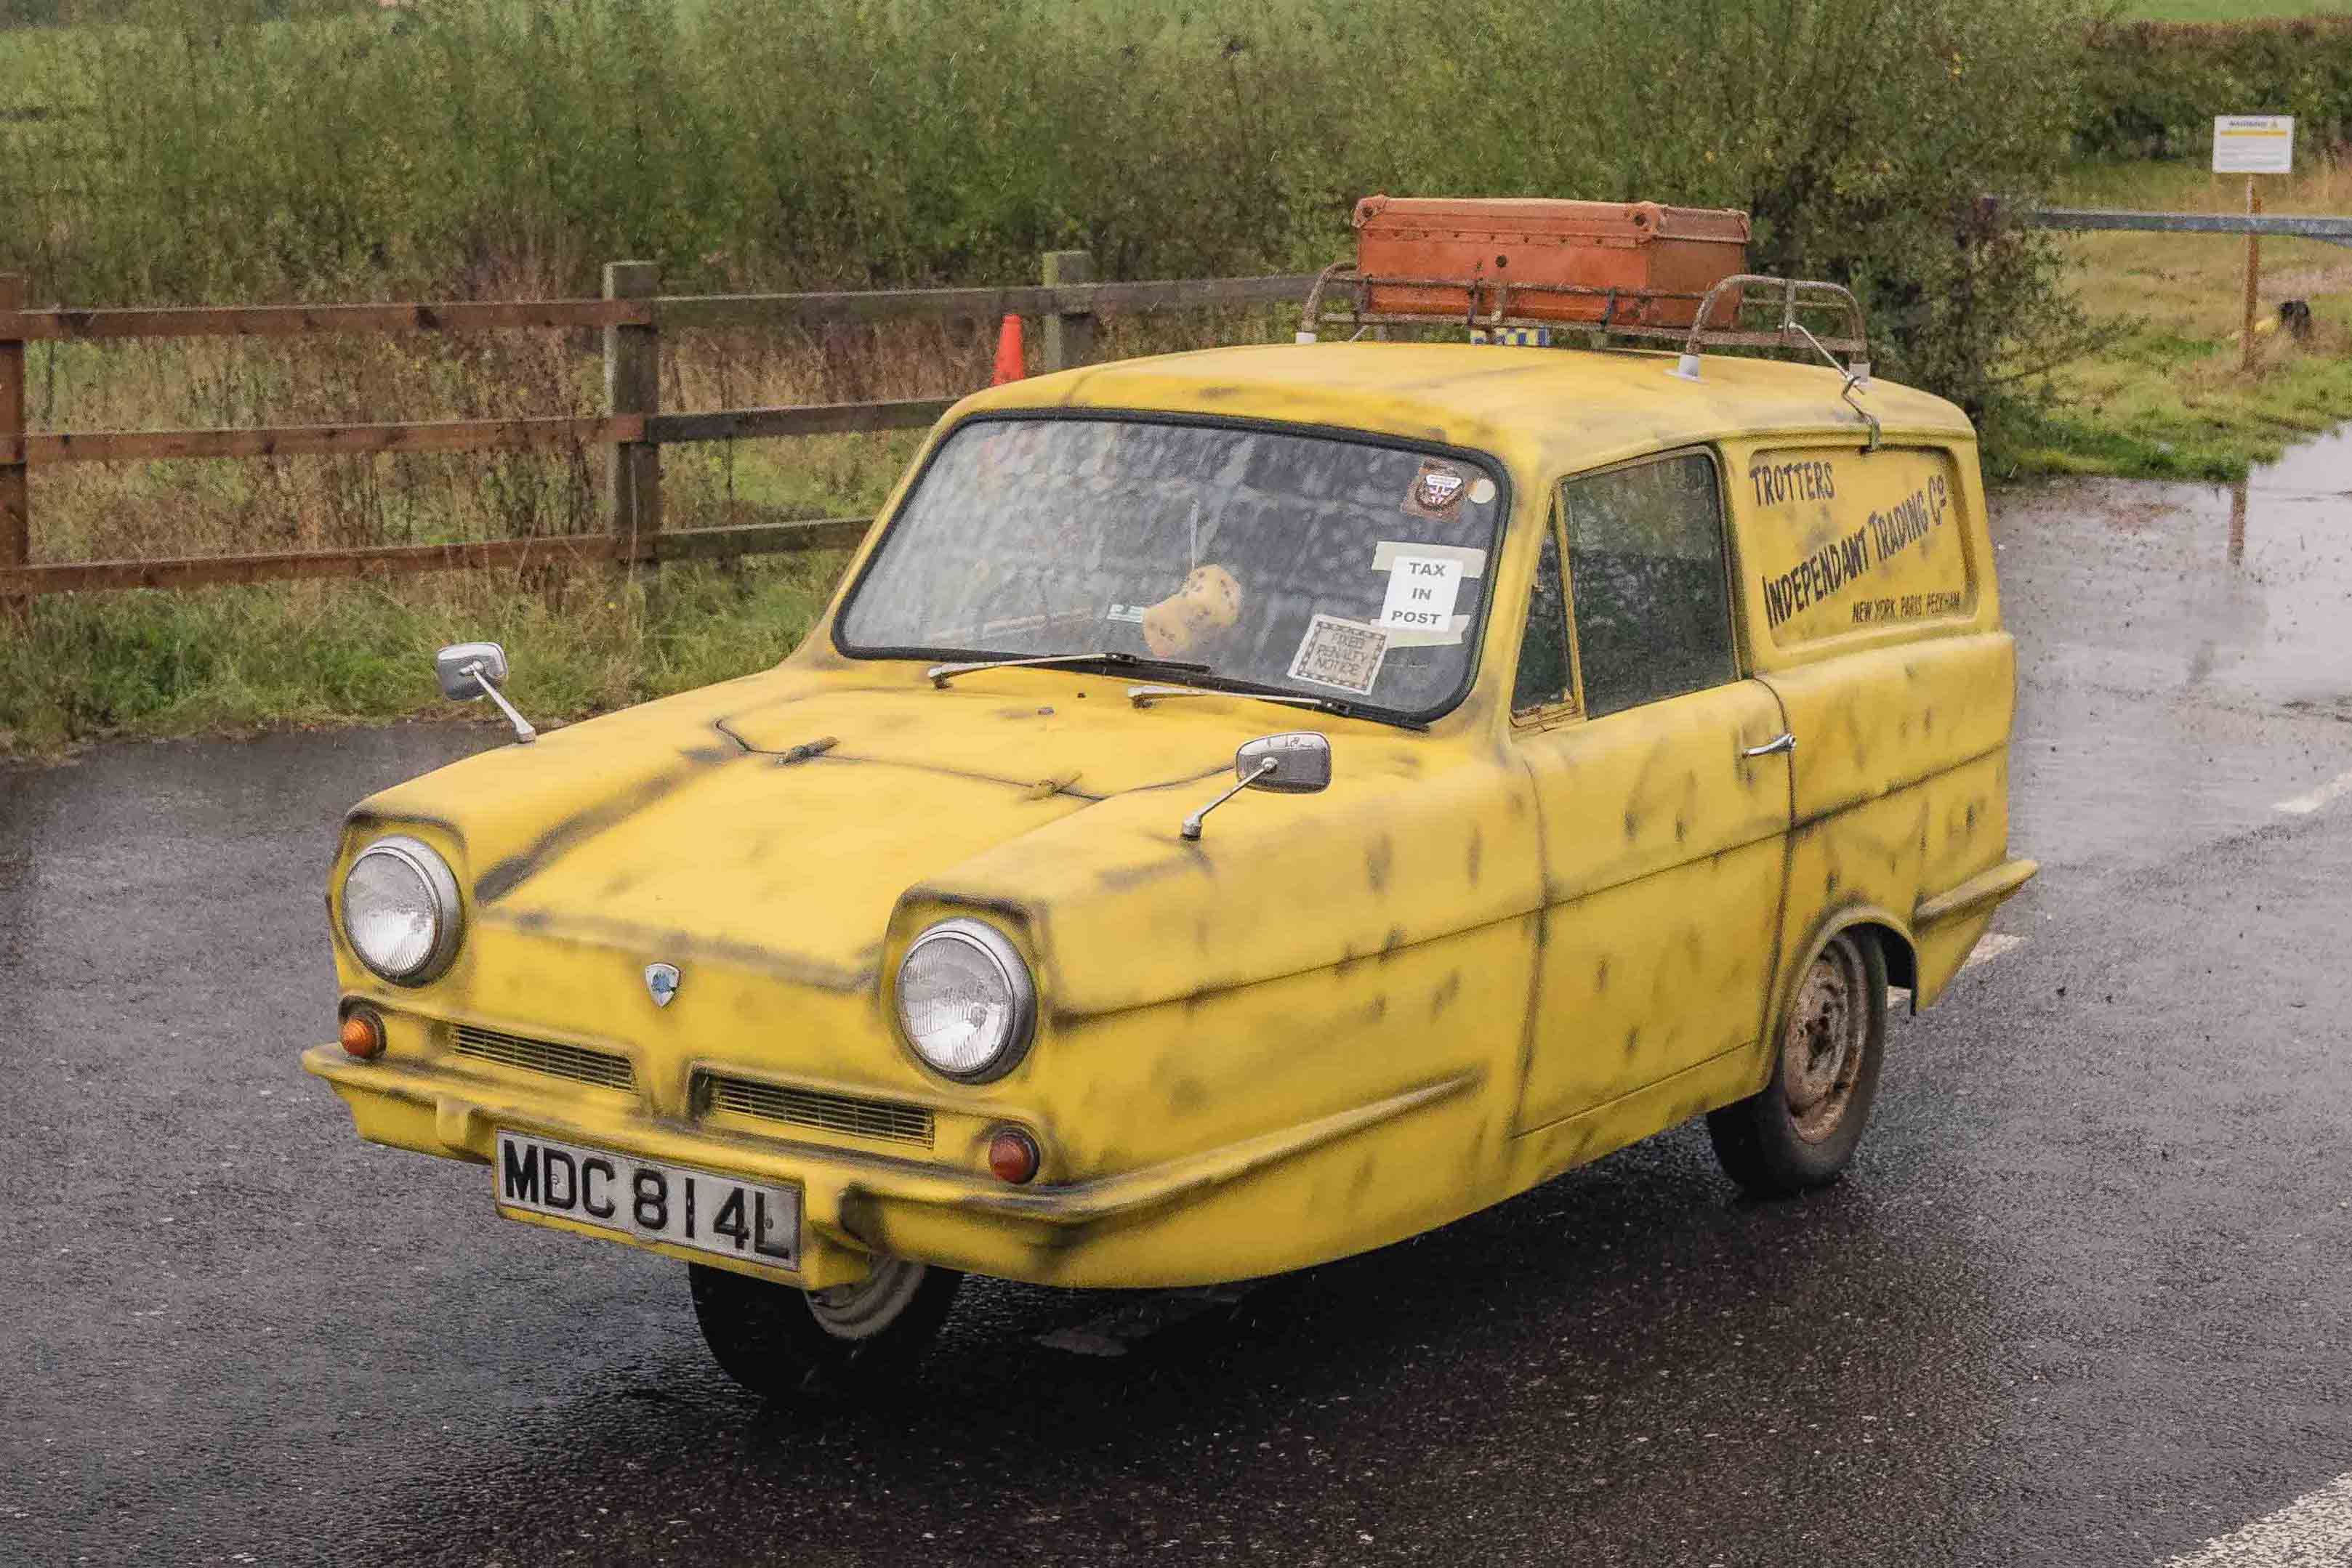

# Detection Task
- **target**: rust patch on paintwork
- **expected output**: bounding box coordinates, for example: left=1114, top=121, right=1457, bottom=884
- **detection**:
left=1094, top=854, right=1213, bottom=893
left=1429, top=970, right=1462, bottom=1019
left=836, top=1187, right=887, bottom=1250
left=1366, top=836, right=1393, bottom=894
left=479, top=905, right=877, bottom=993
left=343, top=806, right=463, bottom=842
left=475, top=753, right=741, bottom=905
left=898, top=890, right=1044, bottom=933
left=822, top=751, right=1111, bottom=801
left=1466, top=827, right=1483, bottom=886
left=1123, top=762, right=1243, bottom=796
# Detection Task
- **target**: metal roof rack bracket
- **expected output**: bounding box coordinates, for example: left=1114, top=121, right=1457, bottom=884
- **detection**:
left=1300, top=260, right=1879, bottom=438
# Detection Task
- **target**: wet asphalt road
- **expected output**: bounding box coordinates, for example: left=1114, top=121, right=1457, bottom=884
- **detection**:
left=5, top=437, right=2352, bottom=1567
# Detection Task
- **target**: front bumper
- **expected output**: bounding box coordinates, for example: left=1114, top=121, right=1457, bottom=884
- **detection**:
left=303, top=1044, right=1474, bottom=1290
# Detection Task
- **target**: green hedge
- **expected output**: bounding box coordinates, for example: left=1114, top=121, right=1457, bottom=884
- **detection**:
left=2079, top=17, right=2352, bottom=158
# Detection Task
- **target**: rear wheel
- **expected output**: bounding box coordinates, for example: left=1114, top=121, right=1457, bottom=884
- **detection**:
left=688, top=1256, right=962, bottom=1402
left=1707, top=929, right=1887, bottom=1195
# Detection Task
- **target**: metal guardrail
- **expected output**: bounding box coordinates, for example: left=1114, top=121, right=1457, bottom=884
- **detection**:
left=2019, top=206, right=2352, bottom=248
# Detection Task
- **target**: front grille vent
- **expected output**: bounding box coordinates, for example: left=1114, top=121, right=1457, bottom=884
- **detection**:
left=698, top=1073, right=935, bottom=1148
left=452, top=1025, right=636, bottom=1091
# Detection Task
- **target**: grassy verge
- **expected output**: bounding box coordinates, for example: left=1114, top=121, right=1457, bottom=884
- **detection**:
left=1992, top=155, right=2352, bottom=481
left=0, top=552, right=853, bottom=758
left=2119, top=0, right=2349, bottom=17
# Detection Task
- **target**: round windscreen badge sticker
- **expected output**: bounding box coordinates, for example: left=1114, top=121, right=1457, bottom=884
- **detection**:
left=1402, top=458, right=1468, bottom=521
left=1468, top=476, right=1497, bottom=506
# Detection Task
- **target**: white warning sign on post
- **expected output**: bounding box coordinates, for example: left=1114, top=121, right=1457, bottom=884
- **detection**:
left=2214, top=116, right=2294, bottom=175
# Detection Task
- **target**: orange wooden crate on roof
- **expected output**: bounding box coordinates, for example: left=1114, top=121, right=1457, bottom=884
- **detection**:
left=1352, top=195, right=1751, bottom=329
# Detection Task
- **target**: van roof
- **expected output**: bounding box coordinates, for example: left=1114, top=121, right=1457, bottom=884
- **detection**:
left=960, top=341, right=1973, bottom=475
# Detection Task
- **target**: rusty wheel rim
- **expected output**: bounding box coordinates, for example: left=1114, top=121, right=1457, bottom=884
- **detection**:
left=1781, top=938, right=1867, bottom=1144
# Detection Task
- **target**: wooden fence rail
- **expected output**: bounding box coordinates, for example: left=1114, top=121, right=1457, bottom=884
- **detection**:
left=0, top=254, right=1318, bottom=598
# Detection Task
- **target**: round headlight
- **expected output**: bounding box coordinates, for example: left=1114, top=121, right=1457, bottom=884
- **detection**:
left=895, top=918, right=1036, bottom=1082
left=340, top=836, right=462, bottom=985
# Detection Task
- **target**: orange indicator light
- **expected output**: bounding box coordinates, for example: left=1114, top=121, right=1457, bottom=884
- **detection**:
left=339, top=1009, right=385, bottom=1059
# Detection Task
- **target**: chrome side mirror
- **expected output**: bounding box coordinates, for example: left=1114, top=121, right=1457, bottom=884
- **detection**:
left=435, top=641, right=507, bottom=700
left=1181, top=732, right=1332, bottom=841
left=1236, top=732, right=1332, bottom=794
left=433, top=641, right=536, bottom=745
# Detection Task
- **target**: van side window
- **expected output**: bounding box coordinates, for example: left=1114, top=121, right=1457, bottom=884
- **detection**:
left=1511, top=521, right=1573, bottom=714
left=1560, top=453, right=1739, bottom=718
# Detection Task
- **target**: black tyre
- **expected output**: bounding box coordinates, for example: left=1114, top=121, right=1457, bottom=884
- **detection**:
left=688, top=1256, right=962, bottom=1402
left=1707, top=928, right=1887, bottom=1195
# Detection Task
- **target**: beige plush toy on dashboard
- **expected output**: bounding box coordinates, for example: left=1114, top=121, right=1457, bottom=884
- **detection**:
left=1140, top=565, right=1243, bottom=659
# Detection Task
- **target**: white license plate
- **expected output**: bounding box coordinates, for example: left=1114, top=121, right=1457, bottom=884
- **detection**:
left=494, top=1131, right=800, bottom=1271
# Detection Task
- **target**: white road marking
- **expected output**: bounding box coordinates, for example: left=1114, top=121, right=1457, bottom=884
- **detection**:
left=2276, top=769, right=2352, bottom=816
left=2162, top=1471, right=2352, bottom=1567
left=1963, top=932, right=2026, bottom=969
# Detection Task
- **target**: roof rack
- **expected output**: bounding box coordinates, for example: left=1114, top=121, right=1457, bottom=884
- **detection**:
left=1297, top=264, right=1882, bottom=448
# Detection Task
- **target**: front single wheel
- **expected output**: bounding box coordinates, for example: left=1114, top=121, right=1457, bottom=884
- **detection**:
left=688, top=1256, right=962, bottom=1403
left=1707, top=929, right=1887, bottom=1195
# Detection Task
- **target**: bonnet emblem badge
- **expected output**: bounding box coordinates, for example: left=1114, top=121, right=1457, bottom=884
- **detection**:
left=644, top=963, right=682, bottom=1009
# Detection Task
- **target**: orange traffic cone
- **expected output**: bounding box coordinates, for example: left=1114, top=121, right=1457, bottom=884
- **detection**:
left=991, top=313, right=1024, bottom=384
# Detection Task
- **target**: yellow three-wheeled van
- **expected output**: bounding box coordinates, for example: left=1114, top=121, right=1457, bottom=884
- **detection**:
left=307, top=221, right=2034, bottom=1402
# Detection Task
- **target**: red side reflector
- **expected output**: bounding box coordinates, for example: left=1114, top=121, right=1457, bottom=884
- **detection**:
left=986, top=1128, right=1039, bottom=1184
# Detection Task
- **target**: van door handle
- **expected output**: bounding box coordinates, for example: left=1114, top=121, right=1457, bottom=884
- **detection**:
left=1741, top=732, right=1797, bottom=758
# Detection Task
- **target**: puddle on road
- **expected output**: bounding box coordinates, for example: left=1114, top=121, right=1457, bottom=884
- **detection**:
left=1995, top=425, right=2352, bottom=870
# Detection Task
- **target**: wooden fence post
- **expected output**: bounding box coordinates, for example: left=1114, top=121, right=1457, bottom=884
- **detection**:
left=1042, top=251, right=1095, bottom=371
left=0, top=272, right=25, bottom=574
left=603, top=261, right=661, bottom=558
left=2240, top=180, right=2263, bottom=374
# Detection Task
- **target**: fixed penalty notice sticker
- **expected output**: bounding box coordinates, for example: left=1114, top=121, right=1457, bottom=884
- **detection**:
left=1288, top=614, right=1388, bottom=695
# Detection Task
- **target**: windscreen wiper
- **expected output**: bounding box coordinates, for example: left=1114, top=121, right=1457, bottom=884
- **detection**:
left=1125, top=681, right=1429, bottom=732
left=927, top=650, right=1210, bottom=690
